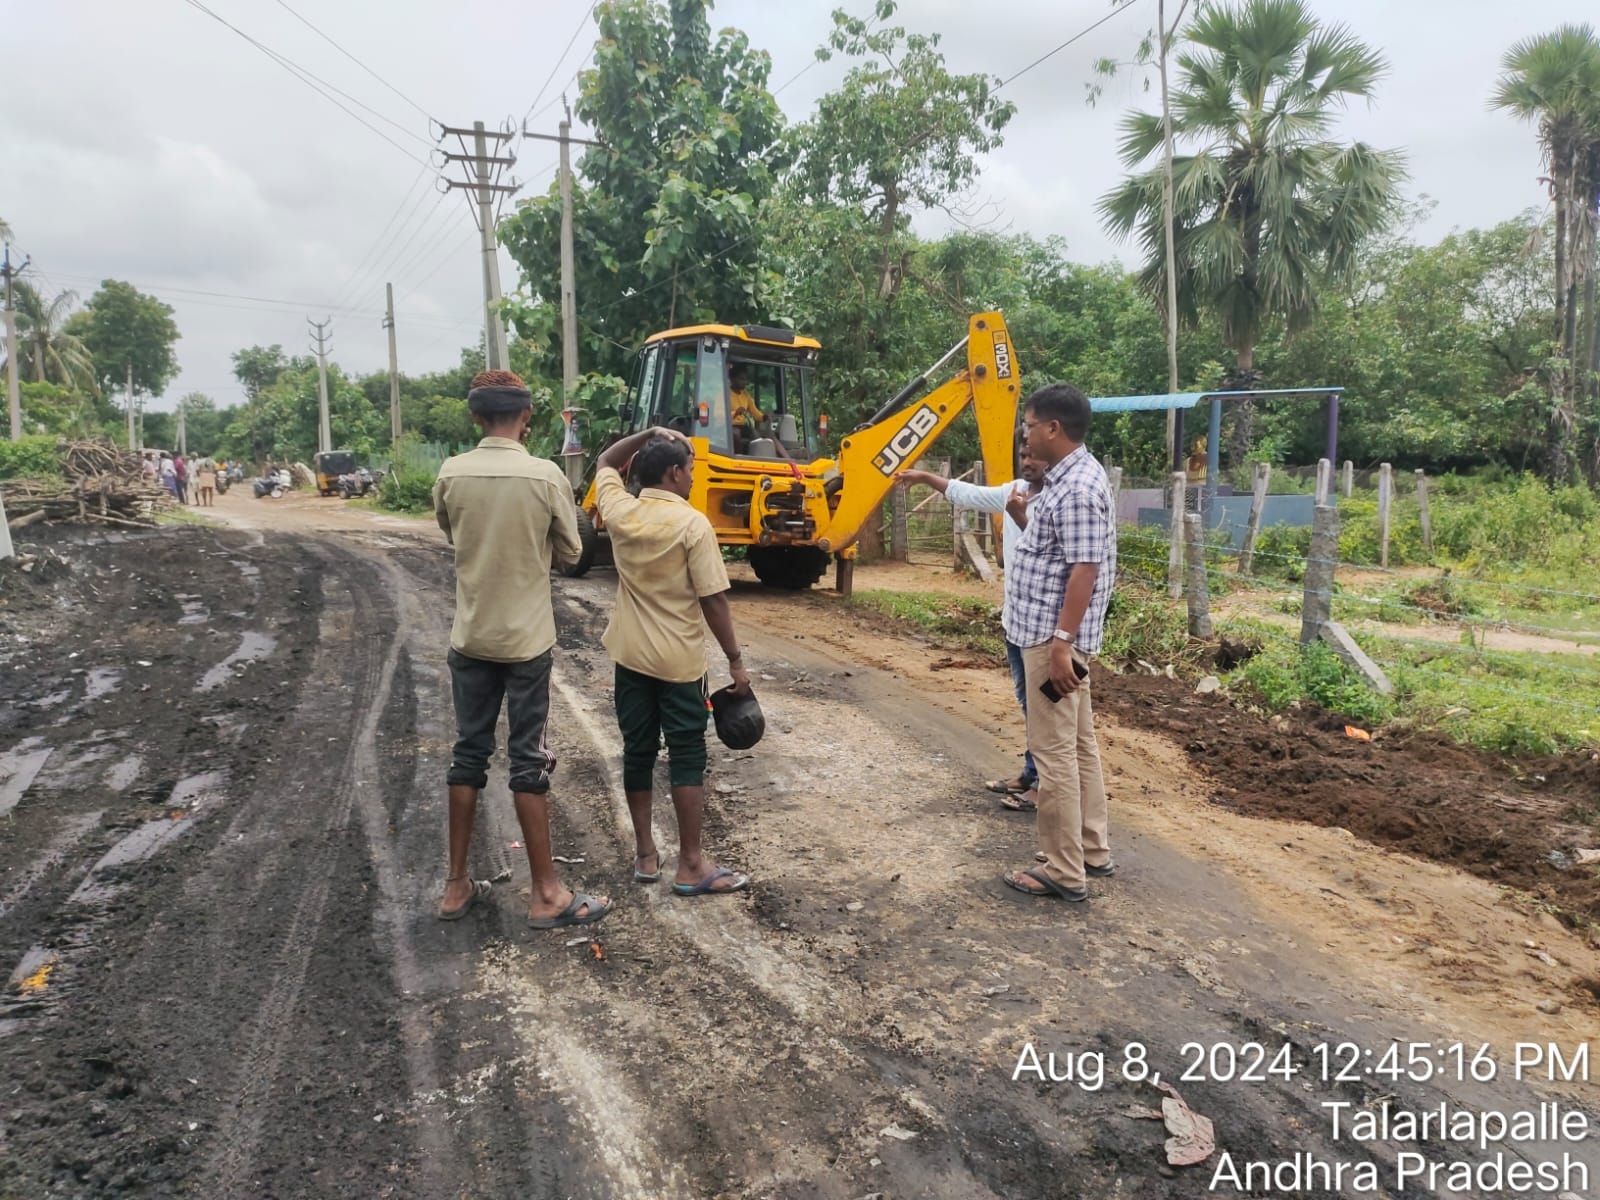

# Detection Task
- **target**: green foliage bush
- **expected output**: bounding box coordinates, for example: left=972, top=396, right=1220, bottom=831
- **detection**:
left=377, top=441, right=439, bottom=515
left=0, top=435, right=63, bottom=481
left=1235, top=640, right=1393, bottom=727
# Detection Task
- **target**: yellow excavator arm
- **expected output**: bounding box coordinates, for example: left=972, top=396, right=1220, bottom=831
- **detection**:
left=816, top=312, right=1021, bottom=554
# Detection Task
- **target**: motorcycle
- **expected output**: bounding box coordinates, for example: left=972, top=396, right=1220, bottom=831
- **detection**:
left=337, top=467, right=379, bottom=499
left=253, top=468, right=292, bottom=499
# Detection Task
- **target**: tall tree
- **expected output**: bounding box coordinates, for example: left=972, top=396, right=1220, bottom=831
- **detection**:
left=500, top=0, right=783, bottom=381
left=10, top=280, right=97, bottom=393
left=1099, top=0, right=1405, bottom=463
left=66, top=279, right=180, bottom=402
left=1490, top=22, right=1600, bottom=480
left=231, top=344, right=289, bottom=402
left=791, top=0, right=1014, bottom=311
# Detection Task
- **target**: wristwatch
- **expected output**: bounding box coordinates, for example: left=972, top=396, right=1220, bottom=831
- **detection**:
left=1053, top=629, right=1076, bottom=645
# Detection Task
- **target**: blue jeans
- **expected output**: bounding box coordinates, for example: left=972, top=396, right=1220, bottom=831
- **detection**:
left=1005, top=639, right=1038, bottom=788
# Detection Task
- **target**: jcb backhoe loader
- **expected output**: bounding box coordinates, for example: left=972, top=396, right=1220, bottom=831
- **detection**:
left=563, top=312, right=1021, bottom=591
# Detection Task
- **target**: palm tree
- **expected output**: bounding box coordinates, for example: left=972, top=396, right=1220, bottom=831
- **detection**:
left=1490, top=23, right=1600, bottom=480
left=10, top=279, right=99, bottom=395
left=1100, top=0, right=1405, bottom=463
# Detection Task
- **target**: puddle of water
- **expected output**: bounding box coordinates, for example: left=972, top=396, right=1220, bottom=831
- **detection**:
left=197, top=631, right=277, bottom=693
left=170, top=770, right=226, bottom=809
left=233, top=560, right=261, bottom=577
left=69, top=816, right=196, bottom=904
left=106, top=755, right=142, bottom=792
left=29, top=689, right=71, bottom=710
left=201, top=714, right=249, bottom=741
left=0, top=811, right=103, bottom=921
left=83, top=668, right=124, bottom=701
left=178, top=600, right=209, bottom=626
left=0, top=740, right=53, bottom=819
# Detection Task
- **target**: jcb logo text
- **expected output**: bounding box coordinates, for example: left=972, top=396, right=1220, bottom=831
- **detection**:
left=874, top=405, right=940, bottom=475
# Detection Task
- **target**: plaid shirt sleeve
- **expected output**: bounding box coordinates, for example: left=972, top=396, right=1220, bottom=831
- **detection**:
left=1057, top=481, right=1110, bottom=565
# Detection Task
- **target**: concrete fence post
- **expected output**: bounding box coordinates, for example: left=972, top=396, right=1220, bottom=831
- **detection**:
left=1377, top=462, right=1393, bottom=568
left=890, top=485, right=908, bottom=562
left=1167, top=471, right=1186, bottom=599
left=1300, top=503, right=1338, bottom=644
left=1314, top=457, right=1333, bottom=506
left=1415, top=468, right=1433, bottom=558
left=1239, top=462, right=1271, bottom=575
left=1184, top=513, right=1213, bottom=638
left=1342, top=460, right=1354, bottom=498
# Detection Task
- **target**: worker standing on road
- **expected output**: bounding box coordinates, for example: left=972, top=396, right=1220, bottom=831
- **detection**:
left=196, top=461, right=217, bottom=507
left=594, top=426, right=753, bottom=897
left=1001, top=383, right=1118, bottom=903
left=432, top=369, right=611, bottom=930
left=896, top=432, right=1046, bottom=811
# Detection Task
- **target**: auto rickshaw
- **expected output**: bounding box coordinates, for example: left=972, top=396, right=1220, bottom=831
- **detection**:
left=314, top=451, right=356, bottom=496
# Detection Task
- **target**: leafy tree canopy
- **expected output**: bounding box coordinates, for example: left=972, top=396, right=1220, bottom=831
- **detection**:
left=65, top=279, right=180, bottom=399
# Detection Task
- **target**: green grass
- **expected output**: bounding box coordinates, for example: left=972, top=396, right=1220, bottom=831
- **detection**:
left=846, top=590, right=1006, bottom=660
left=154, top=505, right=221, bottom=528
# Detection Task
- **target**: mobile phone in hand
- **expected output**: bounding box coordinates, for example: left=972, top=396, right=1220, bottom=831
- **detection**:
left=1038, top=656, right=1089, bottom=703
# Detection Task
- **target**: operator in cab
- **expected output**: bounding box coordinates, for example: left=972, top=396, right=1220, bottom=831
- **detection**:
left=729, top=364, right=764, bottom=435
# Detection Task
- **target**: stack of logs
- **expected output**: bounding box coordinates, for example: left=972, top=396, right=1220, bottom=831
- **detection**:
left=3, top=441, right=174, bottom=530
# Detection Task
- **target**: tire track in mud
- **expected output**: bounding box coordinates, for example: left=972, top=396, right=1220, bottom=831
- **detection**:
left=194, top=547, right=395, bottom=1197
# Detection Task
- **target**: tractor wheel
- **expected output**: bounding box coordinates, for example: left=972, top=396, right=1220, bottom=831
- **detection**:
left=560, top=507, right=598, bottom=578
left=748, top=545, right=830, bottom=590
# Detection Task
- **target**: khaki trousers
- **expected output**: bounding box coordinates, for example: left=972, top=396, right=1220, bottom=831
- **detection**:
left=1022, top=643, right=1110, bottom=889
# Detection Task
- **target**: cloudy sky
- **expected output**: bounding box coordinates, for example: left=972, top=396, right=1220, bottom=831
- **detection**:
left=1, top=0, right=1572, bottom=413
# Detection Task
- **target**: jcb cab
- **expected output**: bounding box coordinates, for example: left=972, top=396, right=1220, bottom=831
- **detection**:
left=566, top=313, right=1023, bottom=590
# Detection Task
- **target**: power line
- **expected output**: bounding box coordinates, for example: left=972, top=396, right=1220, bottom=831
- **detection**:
left=995, top=0, right=1146, bottom=91
left=345, top=192, right=453, bottom=314
left=272, top=0, right=435, bottom=122
left=775, top=58, right=820, bottom=96
left=520, top=2, right=599, bottom=127
left=323, top=161, right=437, bottom=314
left=330, top=183, right=449, bottom=317
left=180, top=0, right=431, bottom=166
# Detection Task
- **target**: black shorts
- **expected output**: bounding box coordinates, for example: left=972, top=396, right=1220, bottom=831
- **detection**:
left=446, top=647, right=556, bottom=794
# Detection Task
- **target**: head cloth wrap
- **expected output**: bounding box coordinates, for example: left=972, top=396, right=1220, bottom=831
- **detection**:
left=468, top=369, right=532, bottom=415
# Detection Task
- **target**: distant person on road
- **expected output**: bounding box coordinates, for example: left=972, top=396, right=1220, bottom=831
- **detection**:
left=196, top=462, right=217, bottom=507
left=159, top=452, right=178, bottom=499
left=432, top=369, right=608, bottom=930
left=1001, top=383, right=1118, bottom=904
left=896, top=431, right=1046, bottom=811
left=173, top=453, right=189, bottom=504
left=595, top=425, right=753, bottom=896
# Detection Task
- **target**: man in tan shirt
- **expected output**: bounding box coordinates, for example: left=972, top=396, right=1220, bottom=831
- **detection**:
left=595, top=425, right=752, bottom=896
left=432, top=369, right=610, bottom=930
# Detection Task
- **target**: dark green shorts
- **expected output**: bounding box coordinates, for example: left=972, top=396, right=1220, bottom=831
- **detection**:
left=614, top=664, right=708, bottom=791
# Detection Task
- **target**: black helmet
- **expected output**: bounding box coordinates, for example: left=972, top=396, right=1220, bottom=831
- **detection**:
left=710, top=685, right=765, bottom=750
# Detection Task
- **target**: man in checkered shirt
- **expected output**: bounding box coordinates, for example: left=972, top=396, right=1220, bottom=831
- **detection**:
left=1001, top=383, right=1118, bottom=903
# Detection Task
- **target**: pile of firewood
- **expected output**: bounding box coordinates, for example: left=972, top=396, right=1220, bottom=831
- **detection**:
left=2, top=440, right=174, bottom=530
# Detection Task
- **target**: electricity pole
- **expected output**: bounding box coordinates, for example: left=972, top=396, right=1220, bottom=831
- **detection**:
left=439, top=121, right=518, bottom=370
left=384, top=282, right=401, bottom=441
left=177, top=395, right=187, bottom=456
left=308, top=317, right=333, bottom=454
left=524, top=112, right=603, bottom=488
left=126, top=362, right=136, bottom=450
left=2, top=243, right=29, bottom=441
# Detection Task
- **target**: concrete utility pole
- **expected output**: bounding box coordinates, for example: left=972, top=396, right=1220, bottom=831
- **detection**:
left=384, top=282, right=401, bottom=441
left=308, top=316, right=333, bottom=454
left=2, top=243, right=30, bottom=440
left=177, top=395, right=187, bottom=457
left=438, top=121, right=518, bottom=370
left=524, top=112, right=604, bottom=489
left=126, top=361, right=136, bottom=450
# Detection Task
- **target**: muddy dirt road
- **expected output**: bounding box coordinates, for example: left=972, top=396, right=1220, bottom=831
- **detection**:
left=1, top=492, right=1596, bottom=1199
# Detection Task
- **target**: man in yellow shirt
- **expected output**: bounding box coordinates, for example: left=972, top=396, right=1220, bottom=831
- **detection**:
left=729, top=364, right=763, bottom=431
left=432, top=369, right=610, bottom=929
left=595, top=425, right=753, bottom=896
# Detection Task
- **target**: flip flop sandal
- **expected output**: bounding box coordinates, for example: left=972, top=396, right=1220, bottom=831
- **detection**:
left=528, top=892, right=613, bottom=930
left=984, top=777, right=1027, bottom=795
left=672, top=866, right=750, bottom=897
left=438, top=878, right=491, bottom=921
left=633, top=853, right=663, bottom=884
left=999, top=791, right=1038, bottom=812
left=1002, top=866, right=1087, bottom=902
